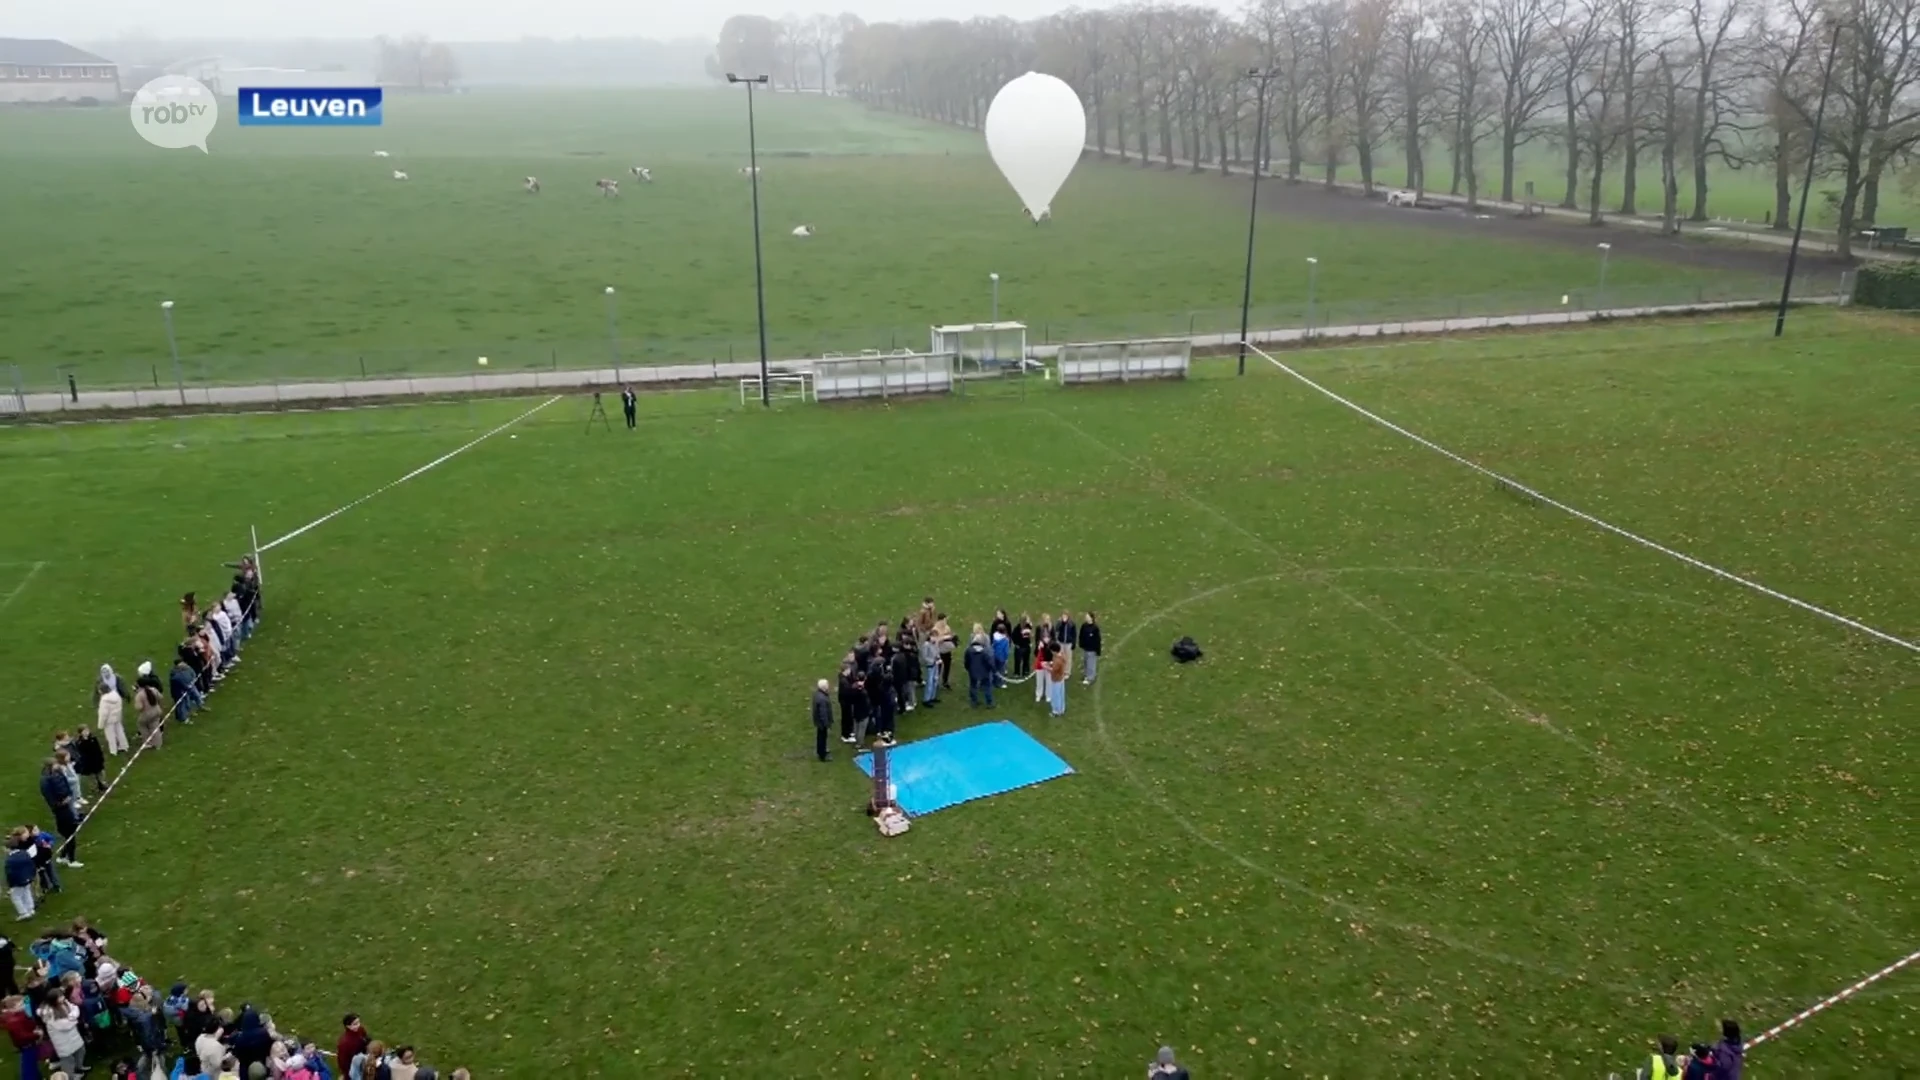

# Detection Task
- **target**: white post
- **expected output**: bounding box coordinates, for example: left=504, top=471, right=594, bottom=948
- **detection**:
left=1596, top=243, right=1611, bottom=310
left=1305, top=258, right=1319, bottom=338
left=989, top=273, right=999, bottom=368
left=250, top=525, right=264, bottom=585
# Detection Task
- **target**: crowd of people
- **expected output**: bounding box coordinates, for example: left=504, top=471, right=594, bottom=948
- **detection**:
left=2, top=923, right=470, bottom=1080
left=1632, top=1021, right=1746, bottom=1080
left=814, top=597, right=1103, bottom=760
left=7, top=558, right=473, bottom=1079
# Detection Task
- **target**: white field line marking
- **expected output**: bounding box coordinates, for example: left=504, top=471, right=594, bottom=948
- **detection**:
left=1046, top=410, right=1898, bottom=946
left=0, top=560, right=45, bottom=611
left=1244, top=341, right=1918, bottom=654
left=1750, top=947, right=1920, bottom=1048
left=260, top=394, right=560, bottom=551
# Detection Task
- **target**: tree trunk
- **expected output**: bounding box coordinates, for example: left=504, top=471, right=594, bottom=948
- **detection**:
left=1500, top=126, right=1516, bottom=201
left=1689, top=83, right=1710, bottom=220
left=1464, top=125, right=1479, bottom=209
left=1834, top=164, right=1860, bottom=259
left=1450, top=111, right=1463, bottom=194
left=1405, top=104, right=1424, bottom=194
left=1772, top=128, right=1791, bottom=229
left=1861, top=174, right=1879, bottom=229
left=1562, top=89, right=1581, bottom=208
left=1588, top=139, right=1605, bottom=224
left=1357, top=131, right=1376, bottom=193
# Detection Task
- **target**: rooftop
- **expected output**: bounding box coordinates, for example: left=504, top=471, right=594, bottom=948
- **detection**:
left=0, top=38, right=113, bottom=67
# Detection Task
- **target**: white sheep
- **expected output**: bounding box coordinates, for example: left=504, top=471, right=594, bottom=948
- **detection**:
left=791, top=224, right=814, bottom=237
left=392, top=170, right=408, bottom=181
left=740, top=166, right=761, bottom=176
left=524, top=176, right=540, bottom=193
left=373, top=150, right=390, bottom=158
left=630, top=166, right=652, bottom=182
left=596, top=178, right=620, bottom=197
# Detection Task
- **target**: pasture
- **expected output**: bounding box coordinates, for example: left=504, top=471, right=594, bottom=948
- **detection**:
left=0, top=89, right=1788, bottom=393
left=0, top=308, right=1913, bottom=1075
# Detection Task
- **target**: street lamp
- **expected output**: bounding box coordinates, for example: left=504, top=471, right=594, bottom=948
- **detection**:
left=1777, top=19, right=1845, bottom=337
left=1305, top=258, right=1319, bottom=338
left=727, top=72, right=773, bottom=406
left=1237, top=67, right=1279, bottom=376
left=989, top=272, right=1000, bottom=367
left=1596, top=243, right=1611, bottom=309
left=604, top=286, right=622, bottom=384
left=159, top=300, right=185, bottom=404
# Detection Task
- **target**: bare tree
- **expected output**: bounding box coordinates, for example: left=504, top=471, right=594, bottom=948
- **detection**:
left=1442, top=0, right=1499, bottom=203
left=1750, top=0, right=1818, bottom=229
left=1307, top=0, right=1353, bottom=184
left=1347, top=0, right=1399, bottom=192
left=1488, top=0, right=1561, bottom=200
left=1611, top=0, right=1663, bottom=214
left=1655, top=49, right=1683, bottom=231
left=1808, top=0, right=1920, bottom=256
left=1552, top=0, right=1608, bottom=207
left=1680, top=0, right=1746, bottom=219
left=1392, top=1, right=1447, bottom=194
left=1580, top=34, right=1626, bottom=222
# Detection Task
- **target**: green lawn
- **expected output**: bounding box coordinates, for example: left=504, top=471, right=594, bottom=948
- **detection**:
left=2, top=309, right=1912, bottom=1076
left=0, top=90, right=1756, bottom=393
left=1366, top=136, right=1920, bottom=228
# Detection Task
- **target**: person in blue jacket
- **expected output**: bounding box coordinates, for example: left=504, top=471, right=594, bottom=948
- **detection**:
left=4, top=837, right=37, bottom=921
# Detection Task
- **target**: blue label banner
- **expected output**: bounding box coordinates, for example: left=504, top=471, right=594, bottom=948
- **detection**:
left=237, top=87, right=383, bottom=126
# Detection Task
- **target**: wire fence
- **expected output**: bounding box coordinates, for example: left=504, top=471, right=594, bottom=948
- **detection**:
left=0, top=272, right=1855, bottom=407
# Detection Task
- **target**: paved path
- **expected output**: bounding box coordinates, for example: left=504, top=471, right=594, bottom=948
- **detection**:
left=3, top=297, right=1809, bottom=417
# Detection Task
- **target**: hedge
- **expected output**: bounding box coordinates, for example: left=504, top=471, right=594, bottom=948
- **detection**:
left=1852, top=261, right=1920, bottom=310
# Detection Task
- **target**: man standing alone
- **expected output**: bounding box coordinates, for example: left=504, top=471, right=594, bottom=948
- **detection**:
left=811, top=679, right=834, bottom=762
left=964, top=634, right=995, bottom=708
left=620, top=385, right=638, bottom=429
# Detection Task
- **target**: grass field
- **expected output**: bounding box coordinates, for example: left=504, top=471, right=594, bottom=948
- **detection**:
left=1363, top=135, right=1920, bottom=228
left=2, top=308, right=1913, bottom=1075
left=0, top=89, right=1766, bottom=393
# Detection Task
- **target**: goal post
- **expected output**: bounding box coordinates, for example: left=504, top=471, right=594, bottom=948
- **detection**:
left=738, top=371, right=814, bottom=406
left=1055, top=338, right=1192, bottom=384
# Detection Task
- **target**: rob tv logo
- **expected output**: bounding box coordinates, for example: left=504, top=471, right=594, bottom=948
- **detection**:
left=238, top=86, right=383, bottom=126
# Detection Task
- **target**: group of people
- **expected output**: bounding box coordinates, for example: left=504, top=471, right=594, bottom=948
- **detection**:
left=1634, top=1020, right=1745, bottom=1080
left=12, top=560, right=264, bottom=925
left=812, top=597, right=1104, bottom=760
left=2, top=921, right=468, bottom=1079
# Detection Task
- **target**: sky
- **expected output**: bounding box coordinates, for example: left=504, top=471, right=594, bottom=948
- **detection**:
left=8, top=0, right=1110, bottom=44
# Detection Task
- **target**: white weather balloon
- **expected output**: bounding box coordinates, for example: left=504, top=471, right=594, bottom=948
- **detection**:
left=985, top=72, right=1087, bottom=220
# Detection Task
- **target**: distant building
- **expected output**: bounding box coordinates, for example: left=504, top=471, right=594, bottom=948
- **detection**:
left=0, top=38, right=120, bottom=104
left=165, top=58, right=373, bottom=95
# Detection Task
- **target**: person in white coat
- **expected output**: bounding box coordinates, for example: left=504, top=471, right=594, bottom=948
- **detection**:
left=39, top=997, right=86, bottom=1076
left=95, top=665, right=128, bottom=755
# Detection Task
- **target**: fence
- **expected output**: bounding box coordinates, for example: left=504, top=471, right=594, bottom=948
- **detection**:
left=0, top=272, right=1859, bottom=416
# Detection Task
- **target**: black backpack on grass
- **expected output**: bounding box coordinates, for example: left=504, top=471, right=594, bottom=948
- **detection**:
left=1170, top=636, right=1203, bottom=663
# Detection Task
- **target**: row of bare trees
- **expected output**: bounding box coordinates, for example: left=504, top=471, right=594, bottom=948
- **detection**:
left=769, top=0, right=1919, bottom=257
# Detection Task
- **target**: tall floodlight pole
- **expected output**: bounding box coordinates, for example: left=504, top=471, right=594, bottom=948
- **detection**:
left=1237, top=67, right=1278, bottom=376
left=1596, top=243, right=1612, bottom=309
left=989, top=273, right=1000, bottom=367
left=1305, top=258, right=1319, bottom=338
left=604, top=286, right=621, bottom=384
left=1776, top=20, right=1845, bottom=338
left=727, top=72, right=773, bottom=405
left=160, top=300, right=185, bottom=404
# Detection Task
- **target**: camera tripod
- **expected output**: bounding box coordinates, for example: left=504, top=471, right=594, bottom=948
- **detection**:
left=586, top=391, right=611, bottom=433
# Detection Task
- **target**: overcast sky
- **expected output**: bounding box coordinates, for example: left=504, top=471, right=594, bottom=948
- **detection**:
left=14, top=0, right=1105, bottom=44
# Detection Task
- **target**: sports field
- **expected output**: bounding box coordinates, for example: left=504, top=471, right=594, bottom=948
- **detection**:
left=2, top=308, right=1913, bottom=1075
left=0, top=89, right=1796, bottom=393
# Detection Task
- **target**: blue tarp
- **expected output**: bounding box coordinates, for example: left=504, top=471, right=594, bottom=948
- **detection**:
left=854, top=720, right=1073, bottom=816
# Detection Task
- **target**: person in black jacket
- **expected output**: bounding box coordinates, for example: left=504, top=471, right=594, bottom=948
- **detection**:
left=39, top=759, right=82, bottom=866
left=1079, top=612, right=1102, bottom=685
left=811, top=680, right=834, bottom=762
left=866, top=653, right=896, bottom=747
left=1053, top=611, right=1078, bottom=681
left=963, top=634, right=995, bottom=708
left=890, top=638, right=914, bottom=715
left=1012, top=614, right=1035, bottom=677
left=621, top=385, right=638, bottom=430
left=836, top=657, right=860, bottom=745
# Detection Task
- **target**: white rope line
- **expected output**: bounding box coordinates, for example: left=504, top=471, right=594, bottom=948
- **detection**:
left=1243, top=342, right=1917, bottom=654
left=259, top=394, right=560, bottom=551
left=1749, top=948, right=1920, bottom=1048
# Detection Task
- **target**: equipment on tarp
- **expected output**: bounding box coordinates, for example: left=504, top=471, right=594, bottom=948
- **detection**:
left=867, top=741, right=910, bottom=836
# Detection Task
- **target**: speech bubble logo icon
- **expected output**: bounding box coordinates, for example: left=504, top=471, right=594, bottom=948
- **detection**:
left=131, top=75, right=219, bottom=153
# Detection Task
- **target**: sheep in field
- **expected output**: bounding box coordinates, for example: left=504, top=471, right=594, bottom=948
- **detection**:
left=595, top=178, right=620, bottom=197
left=739, top=166, right=761, bottom=176
left=630, top=166, right=652, bottom=182
left=791, top=224, right=814, bottom=237
left=392, top=170, right=409, bottom=181
left=524, top=176, right=540, bottom=193
left=373, top=150, right=390, bottom=158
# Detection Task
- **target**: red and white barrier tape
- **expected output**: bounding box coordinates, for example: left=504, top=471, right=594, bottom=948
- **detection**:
left=1749, top=947, right=1920, bottom=1048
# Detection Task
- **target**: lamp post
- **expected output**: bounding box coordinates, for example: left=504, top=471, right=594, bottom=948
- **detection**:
left=727, top=72, right=773, bottom=406
left=604, top=286, right=622, bottom=384
left=989, top=272, right=1000, bottom=367
left=1305, top=258, right=1319, bottom=338
left=160, top=300, right=185, bottom=404
left=1777, top=19, right=1844, bottom=337
left=1596, top=243, right=1611, bottom=309
left=1237, top=67, right=1278, bottom=376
